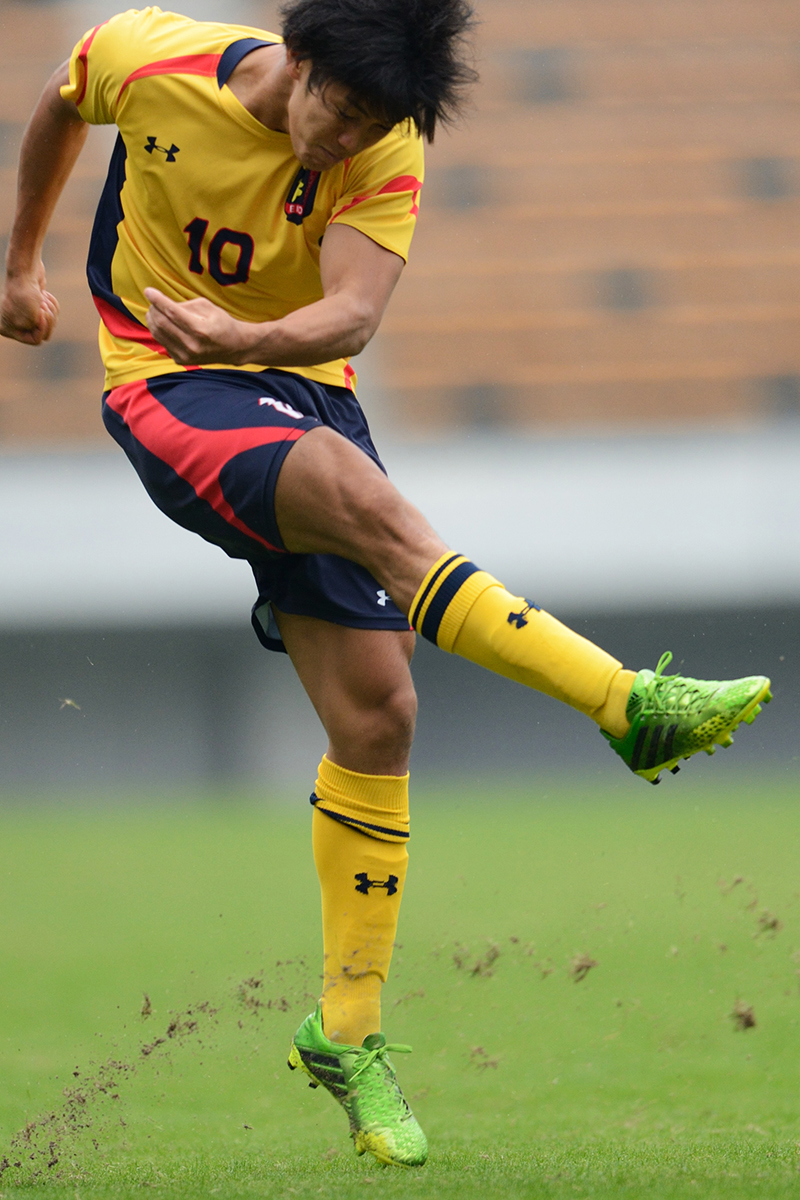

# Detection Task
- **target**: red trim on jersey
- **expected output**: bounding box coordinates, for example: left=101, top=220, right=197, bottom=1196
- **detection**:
left=75, top=21, right=109, bottom=107
left=118, top=54, right=222, bottom=100
left=343, top=363, right=356, bottom=392
left=106, top=380, right=304, bottom=553
left=94, top=296, right=169, bottom=357
left=378, top=174, right=423, bottom=214
left=331, top=174, right=423, bottom=222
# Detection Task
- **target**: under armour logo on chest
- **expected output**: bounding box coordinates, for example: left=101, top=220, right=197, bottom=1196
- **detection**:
left=355, top=873, right=399, bottom=896
left=145, top=137, right=180, bottom=163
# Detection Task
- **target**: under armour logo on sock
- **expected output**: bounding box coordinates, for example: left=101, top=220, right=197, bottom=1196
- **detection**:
left=355, top=873, right=399, bottom=896
left=507, top=600, right=541, bottom=629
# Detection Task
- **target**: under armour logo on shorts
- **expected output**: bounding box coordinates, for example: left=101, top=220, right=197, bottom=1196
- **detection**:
left=376, top=590, right=389, bottom=607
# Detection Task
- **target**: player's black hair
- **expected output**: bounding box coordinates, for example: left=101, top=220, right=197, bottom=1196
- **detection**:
left=280, top=0, right=477, bottom=141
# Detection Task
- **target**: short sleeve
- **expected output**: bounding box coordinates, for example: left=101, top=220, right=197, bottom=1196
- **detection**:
left=328, top=127, right=424, bottom=263
left=61, top=8, right=175, bottom=125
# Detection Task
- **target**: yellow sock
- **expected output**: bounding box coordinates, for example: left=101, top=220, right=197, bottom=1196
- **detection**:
left=312, top=754, right=410, bottom=842
left=312, top=756, right=409, bottom=1046
left=410, top=553, right=636, bottom=737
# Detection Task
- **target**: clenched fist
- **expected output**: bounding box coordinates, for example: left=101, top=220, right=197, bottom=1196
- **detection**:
left=1, top=263, right=59, bottom=345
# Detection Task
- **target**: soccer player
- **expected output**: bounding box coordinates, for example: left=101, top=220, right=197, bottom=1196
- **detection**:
left=1, top=0, right=771, bottom=1169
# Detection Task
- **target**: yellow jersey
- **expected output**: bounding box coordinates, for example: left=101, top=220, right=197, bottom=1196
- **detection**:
left=61, top=7, right=424, bottom=392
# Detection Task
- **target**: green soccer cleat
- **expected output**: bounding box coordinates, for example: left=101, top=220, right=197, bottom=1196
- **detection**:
left=602, top=651, right=772, bottom=785
left=287, top=1003, right=427, bottom=1168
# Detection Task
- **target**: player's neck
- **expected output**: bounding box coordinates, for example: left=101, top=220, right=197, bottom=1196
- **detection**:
left=226, top=44, right=292, bottom=133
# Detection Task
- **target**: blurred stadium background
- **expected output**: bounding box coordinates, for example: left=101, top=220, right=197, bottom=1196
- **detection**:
left=1, top=0, right=799, bottom=792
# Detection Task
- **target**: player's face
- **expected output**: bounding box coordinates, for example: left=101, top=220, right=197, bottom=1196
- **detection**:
left=286, top=58, right=395, bottom=170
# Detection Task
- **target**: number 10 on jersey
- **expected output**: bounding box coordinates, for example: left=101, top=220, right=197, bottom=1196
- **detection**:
left=184, top=218, right=254, bottom=286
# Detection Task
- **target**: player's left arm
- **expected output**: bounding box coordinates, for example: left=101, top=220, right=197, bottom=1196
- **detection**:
left=143, top=223, right=404, bottom=368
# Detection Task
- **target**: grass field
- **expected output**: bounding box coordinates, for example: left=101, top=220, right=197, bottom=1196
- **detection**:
left=1, top=776, right=800, bottom=1198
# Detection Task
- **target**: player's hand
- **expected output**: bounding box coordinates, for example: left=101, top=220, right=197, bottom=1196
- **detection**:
left=0, top=264, right=59, bottom=345
left=144, top=288, right=252, bottom=366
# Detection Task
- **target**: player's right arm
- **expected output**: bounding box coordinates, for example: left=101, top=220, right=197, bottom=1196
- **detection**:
left=1, top=63, right=87, bottom=345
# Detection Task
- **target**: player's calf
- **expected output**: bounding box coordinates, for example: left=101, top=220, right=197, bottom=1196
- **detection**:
left=273, top=613, right=418, bottom=777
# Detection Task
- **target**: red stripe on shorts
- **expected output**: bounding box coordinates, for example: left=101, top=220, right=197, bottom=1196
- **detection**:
left=107, top=379, right=304, bottom=553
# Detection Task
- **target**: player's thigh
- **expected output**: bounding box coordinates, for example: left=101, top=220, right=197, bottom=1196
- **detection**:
left=273, top=607, right=418, bottom=776
left=274, top=426, right=446, bottom=609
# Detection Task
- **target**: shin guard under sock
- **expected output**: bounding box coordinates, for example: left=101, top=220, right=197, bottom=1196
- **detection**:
left=409, top=553, right=635, bottom=737
left=311, top=756, right=409, bottom=1045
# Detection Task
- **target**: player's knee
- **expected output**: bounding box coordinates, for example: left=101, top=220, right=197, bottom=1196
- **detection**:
left=361, top=680, right=417, bottom=759
left=374, top=678, right=418, bottom=757
left=330, top=678, right=417, bottom=767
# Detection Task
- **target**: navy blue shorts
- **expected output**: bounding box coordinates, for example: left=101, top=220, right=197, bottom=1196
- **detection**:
left=102, top=368, right=410, bottom=652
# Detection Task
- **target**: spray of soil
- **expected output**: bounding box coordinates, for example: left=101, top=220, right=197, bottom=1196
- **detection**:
left=0, top=961, right=315, bottom=1185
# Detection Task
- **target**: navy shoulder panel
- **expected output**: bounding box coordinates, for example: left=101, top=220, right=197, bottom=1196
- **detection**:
left=217, top=38, right=275, bottom=88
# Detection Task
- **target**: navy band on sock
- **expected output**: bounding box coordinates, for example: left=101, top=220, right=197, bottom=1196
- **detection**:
left=409, top=554, right=461, bottom=630
left=419, top=560, right=480, bottom=646
left=309, top=794, right=410, bottom=841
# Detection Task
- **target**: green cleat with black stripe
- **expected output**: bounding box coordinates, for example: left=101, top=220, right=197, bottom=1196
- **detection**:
left=602, top=651, right=772, bottom=785
left=288, top=1004, right=427, bottom=1168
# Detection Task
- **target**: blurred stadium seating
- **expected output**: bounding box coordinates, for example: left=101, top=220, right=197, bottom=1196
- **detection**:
left=382, top=0, right=800, bottom=434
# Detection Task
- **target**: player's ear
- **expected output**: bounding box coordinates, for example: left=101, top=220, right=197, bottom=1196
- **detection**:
left=285, top=50, right=304, bottom=84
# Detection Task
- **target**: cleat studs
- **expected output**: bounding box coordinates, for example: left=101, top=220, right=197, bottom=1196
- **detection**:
left=670, top=765, right=680, bottom=775
left=308, top=1081, right=319, bottom=1090
left=287, top=1060, right=296, bottom=1071
left=705, top=745, right=716, bottom=756
left=651, top=775, right=661, bottom=785
left=743, top=705, right=760, bottom=725
left=764, top=691, right=772, bottom=703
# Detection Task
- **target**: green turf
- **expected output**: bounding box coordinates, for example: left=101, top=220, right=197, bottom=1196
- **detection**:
left=1, top=777, right=800, bottom=1197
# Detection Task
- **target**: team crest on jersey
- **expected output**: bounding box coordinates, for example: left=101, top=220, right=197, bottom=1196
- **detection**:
left=285, top=167, right=321, bottom=224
